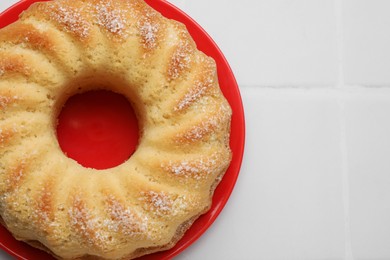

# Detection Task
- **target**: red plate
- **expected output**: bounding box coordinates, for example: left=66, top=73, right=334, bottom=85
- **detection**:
left=0, top=0, right=245, bottom=259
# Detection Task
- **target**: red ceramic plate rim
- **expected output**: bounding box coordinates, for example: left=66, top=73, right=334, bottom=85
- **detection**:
left=0, top=0, right=245, bottom=259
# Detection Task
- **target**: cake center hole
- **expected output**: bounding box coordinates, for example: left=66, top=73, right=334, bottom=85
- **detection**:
left=56, top=90, right=139, bottom=170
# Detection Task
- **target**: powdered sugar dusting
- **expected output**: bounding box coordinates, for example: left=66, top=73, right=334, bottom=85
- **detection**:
left=105, top=195, right=148, bottom=237
left=139, top=191, right=192, bottom=217
left=95, top=1, right=127, bottom=35
left=49, top=4, right=90, bottom=38
left=0, top=94, right=19, bottom=109
left=175, top=80, right=211, bottom=111
left=68, top=194, right=151, bottom=248
left=4, top=152, right=40, bottom=191
left=33, top=182, right=59, bottom=233
left=138, top=18, right=159, bottom=50
left=175, top=61, right=216, bottom=111
left=139, top=191, right=173, bottom=216
left=5, top=156, right=26, bottom=189
left=172, top=196, right=189, bottom=213
left=0, top=56, right=30, bottom=77
left=0, top=127, right=17, bottom=148
left=0, top=187, right=33, bottom=224
left=68, top=196, right=109, bottom=248
left=177, top=103, right=231, bottom=143
left=161, top=153, right=224, bottom=180
left=168, top=41, right=194, bottom=80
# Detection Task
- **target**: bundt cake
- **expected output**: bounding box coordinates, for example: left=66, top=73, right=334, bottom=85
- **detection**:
left=0, top=0, right=232, bottom=259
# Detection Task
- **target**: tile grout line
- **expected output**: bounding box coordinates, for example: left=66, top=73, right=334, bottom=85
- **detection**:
left=337, top=93, right=354, bottom=260
left=334, top=0, right=354, bottom=259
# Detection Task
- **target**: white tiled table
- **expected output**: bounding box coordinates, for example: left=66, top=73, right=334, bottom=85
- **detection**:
left=1, top=0, right=390, bottom=259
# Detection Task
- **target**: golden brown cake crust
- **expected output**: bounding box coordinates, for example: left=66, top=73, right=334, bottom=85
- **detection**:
left=0, top=0, right=232, bottom=259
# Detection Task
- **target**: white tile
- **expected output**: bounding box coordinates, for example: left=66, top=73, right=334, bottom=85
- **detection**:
left=2, top=0, right=339, bottom=86
left=178, top=88, right=345, bottom=260
left=345, top=89, right=390, bottom=259
left=343, top=0, right=390, bottom=85
left=0, top=1, right=17, bottom=13
left=167, top=0, right=187, bottom=11
left=179, top=0, right=338, bottom=86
